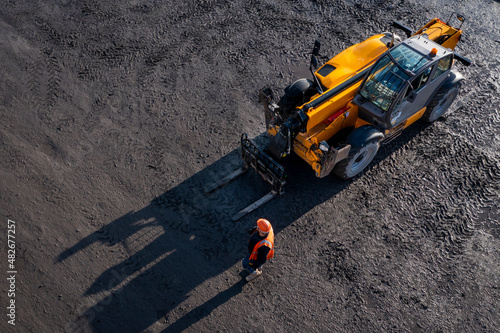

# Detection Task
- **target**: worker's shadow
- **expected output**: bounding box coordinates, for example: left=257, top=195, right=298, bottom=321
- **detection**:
left=58, top=123, right=428, bottom=333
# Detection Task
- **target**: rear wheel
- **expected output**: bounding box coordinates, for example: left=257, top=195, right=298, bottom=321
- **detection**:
left=278, top=78, right=316, bottom=117
left=422, top=83, right=460, bottom=123
left=334, top=139, right=380, bottom=179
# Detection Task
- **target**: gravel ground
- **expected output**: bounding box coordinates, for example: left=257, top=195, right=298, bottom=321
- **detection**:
left=0, top=0, right=498, bottom=332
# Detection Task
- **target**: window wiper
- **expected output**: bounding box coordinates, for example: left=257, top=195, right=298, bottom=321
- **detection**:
left=387, top=51, right=415, bottom=77
left=412, top=55, right=428, bottom=71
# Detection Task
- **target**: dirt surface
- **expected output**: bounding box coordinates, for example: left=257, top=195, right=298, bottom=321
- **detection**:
left=1, top=0, right=499, bottom=332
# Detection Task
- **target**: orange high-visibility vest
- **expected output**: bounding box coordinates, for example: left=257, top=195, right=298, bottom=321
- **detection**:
left=249, top=228, right=274, bottom=261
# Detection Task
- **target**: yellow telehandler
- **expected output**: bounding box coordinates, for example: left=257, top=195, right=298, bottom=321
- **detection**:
left=207, top=13, right=471, bottom=220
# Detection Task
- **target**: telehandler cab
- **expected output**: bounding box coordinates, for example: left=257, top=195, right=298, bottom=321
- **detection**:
left=207, top=13, right=471, bottom=220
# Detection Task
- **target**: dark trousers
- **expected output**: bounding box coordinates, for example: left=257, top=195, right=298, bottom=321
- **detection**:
left=242, top=255, right=256, bottom=273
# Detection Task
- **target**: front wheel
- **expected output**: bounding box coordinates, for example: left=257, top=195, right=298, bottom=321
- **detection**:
left=422, top=83, right=461, bottom=123
left=334, top=139, right=380, bottom=179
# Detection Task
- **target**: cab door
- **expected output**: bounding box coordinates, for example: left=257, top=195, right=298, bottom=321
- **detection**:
left=389, top=64, right=435, bottom=126
left=389, top=54, right=453, bottom=127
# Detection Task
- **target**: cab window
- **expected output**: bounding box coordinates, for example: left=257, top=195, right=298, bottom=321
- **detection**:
left=432, top=55, right=452, bottom=80
left=411, top=66, right=433, bottom=92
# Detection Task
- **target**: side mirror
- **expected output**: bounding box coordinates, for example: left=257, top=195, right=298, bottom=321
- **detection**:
left=407, top=90, right=416, bottom=102
left=447, top=12, right=466, bottom=30
left=310, top=55, right=318, bottom=69
left=310, top=40, right=324, bottom=94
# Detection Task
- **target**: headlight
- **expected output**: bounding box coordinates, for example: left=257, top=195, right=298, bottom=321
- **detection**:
left=319, top=141, right=330, bottom=152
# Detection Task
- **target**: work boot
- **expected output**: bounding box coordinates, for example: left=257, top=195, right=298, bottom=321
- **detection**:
left=245, top=269, right=262, bottom=282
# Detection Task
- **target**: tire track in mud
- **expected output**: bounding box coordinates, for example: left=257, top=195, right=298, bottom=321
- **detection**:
left=383, top=128, right=499, bottom=254
left=27, top=49, right=62, bottom=123
left=319, top=241, right=359, bottom=283
left=76, top=0, right=224, bottom=71
left=92, top=43, right=145, bottom=68
left=34, top=16, right=79, bottom=48
left=446, top=62, right=500, bottom=159
left=315, top=121, right=500, bottom=283
left=80, top=0, right=116, bottom=21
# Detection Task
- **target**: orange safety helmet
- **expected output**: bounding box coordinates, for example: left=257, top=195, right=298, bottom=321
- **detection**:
left=256, top=218, right=272, bottom=234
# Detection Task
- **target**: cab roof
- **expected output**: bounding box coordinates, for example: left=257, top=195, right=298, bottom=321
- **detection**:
left=402, top=35, right=452, bottom=60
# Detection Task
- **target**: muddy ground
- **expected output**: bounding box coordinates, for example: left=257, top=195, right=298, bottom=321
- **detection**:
left=0, top=0, right=499, bottom=332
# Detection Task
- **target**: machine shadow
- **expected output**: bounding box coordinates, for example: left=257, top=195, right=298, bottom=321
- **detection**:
left=59, top=123, right=429, bottom=333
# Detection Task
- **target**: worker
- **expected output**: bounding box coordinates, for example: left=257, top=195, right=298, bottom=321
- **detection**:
left=242, top=218, right=274, bottom=282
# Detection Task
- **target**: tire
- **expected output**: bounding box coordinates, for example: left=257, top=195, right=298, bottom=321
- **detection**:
left=422, top=83, right=461, bottom=123
left=334, top=139, right=380, bottom=179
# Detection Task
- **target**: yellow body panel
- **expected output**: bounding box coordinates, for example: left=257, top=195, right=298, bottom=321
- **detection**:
left=403, top=107, right=427, bottom=128
left=317, top=34, right=389, bottom=90
left=294, top=103, right=359, bottom=167
left=413, top=18, right=462, bottom=50
left=305, top=81, right=361, bottom=132
left=305, top=34, right=389, bottom=131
